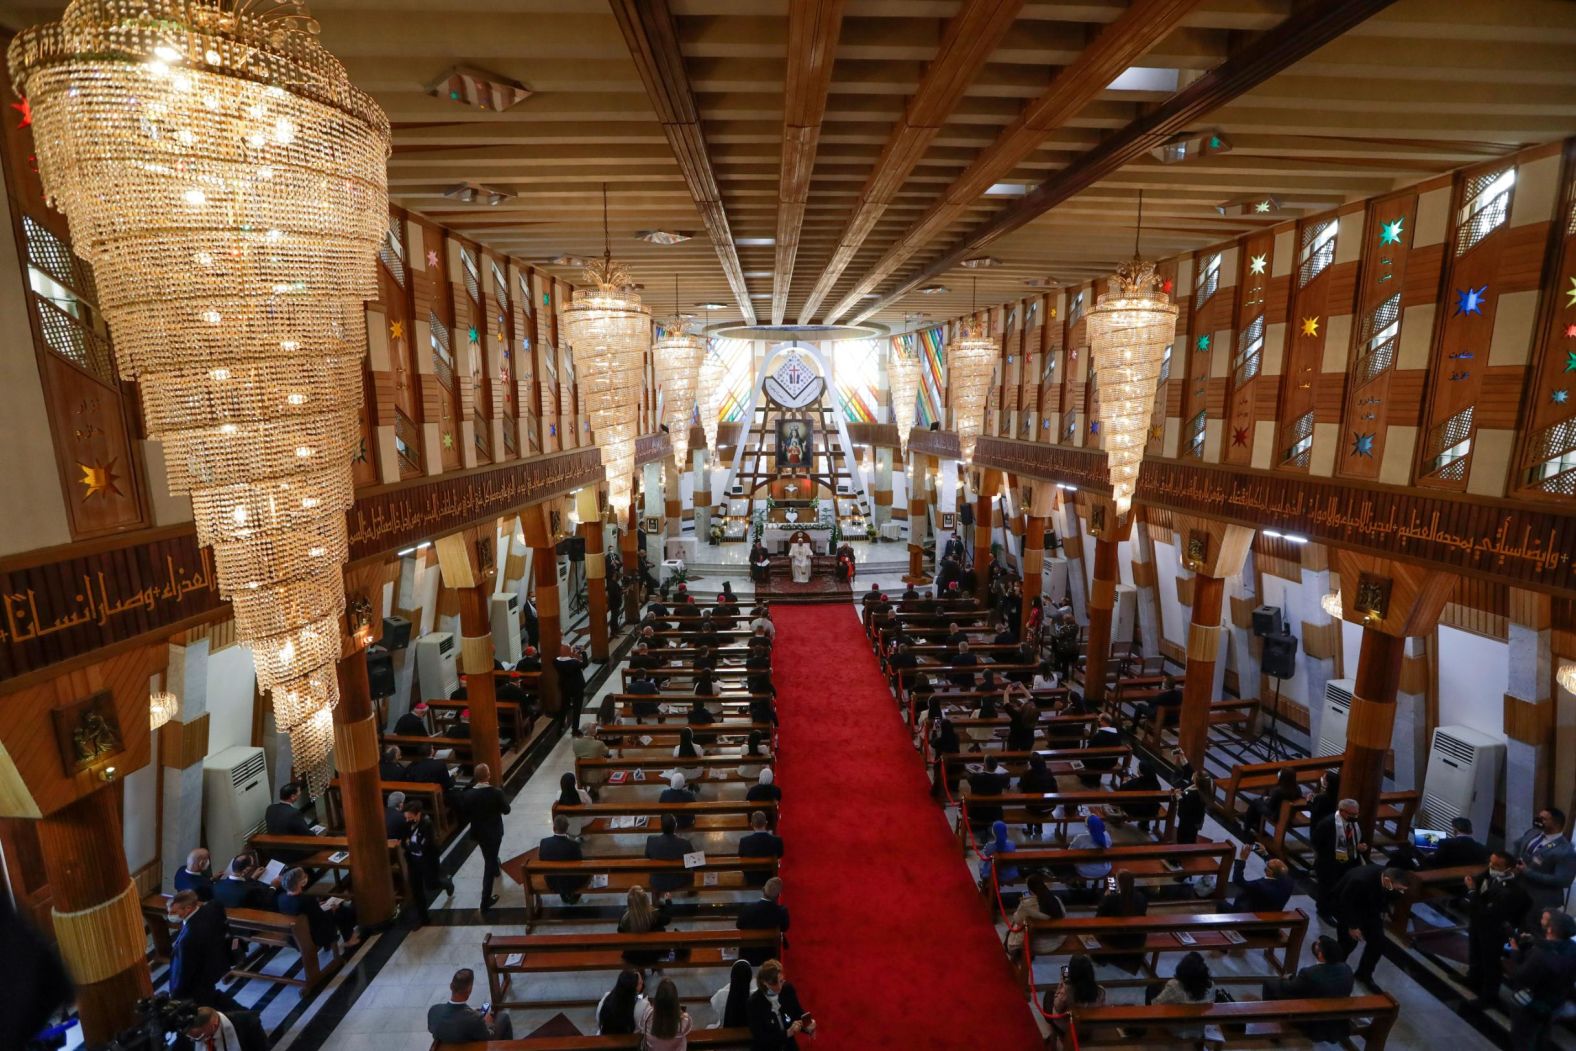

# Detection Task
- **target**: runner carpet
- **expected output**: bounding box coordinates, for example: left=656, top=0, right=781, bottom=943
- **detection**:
left=772, top=602, right=1042, bottom=1049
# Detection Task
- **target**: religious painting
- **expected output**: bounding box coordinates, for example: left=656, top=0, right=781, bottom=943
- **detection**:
left=940, top=512, right=956, bottom=531
left=1185, top=529, right=1209, bottom=569
left=776, top=419, right=813, bottom=472
left=1090, top=504, right=1107, bottom=536
left=51, top=690, right=124, bottom=776
left=1354, top=572, right=1392, bottom=624
left=642, top=516, right=660, bottom=534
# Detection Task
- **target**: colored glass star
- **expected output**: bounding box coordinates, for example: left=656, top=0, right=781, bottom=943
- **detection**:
left=1162, top=277, right=1174, bottom=294
left=1351, top=433, right=1375, bottom=458
left=549, top=423, right=557, bottom=436
left=1454, top=285, right=1487, bottom=316
left=426, top=249, right=439, bottom=268
left=1208, top=135, right=1223, bottom=150
left=77, top=458, right=123, bottom=499
left=1566, top=323, right=1576, bottom=339
left=1196, top=334, right=1211, bottom=351
left=1567, top=277, right=1576, bottom=309
left=10, top=96, right=31, bottom=128
left=1379, top=217, right=1404, bottom=246
left=389, top=320, right=403, bottom=341
left=1554, top=389, right=1570, bottom=405
left=467, top=325, right=479, bottom=344
left=1089, top=421, right=1100, bottom=435
left=1253, top=200, right=1271, bottom=214
left=441, top=430, right=454, bottom=449
left=1566, top=351, right=1576, bottom=373
left=1301, top=316, right=1320, bottom=337
left=1249, top=253, right=1268, bottom=275
left=1232, top=426, right=1249, bottom=447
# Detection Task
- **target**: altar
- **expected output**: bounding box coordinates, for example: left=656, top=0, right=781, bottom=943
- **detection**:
left=761, top=526, right=829, bottom=554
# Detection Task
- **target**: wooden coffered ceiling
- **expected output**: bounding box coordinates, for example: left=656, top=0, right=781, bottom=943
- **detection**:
left=2, top=0, right=1574, bottom=330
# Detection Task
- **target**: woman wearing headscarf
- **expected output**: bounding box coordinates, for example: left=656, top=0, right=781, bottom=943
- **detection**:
left=1017, top=751, right=1057, bottom=839
left=737, top=729, right=772, bottom=780
left=673, top=727, right=706, bottom=782
left=558, top=770, right=593, bottom=836
left=929, top=716, right=962, bottom=801
left=659, top=771, right=698, bottom=829
left=1068, top=813, right=1113, bottom=880
left=746, top=768, right=781, bottom=829
left=709, top=958, right=754, bottom=1028
left=978, top=819, right=1019, bottom=885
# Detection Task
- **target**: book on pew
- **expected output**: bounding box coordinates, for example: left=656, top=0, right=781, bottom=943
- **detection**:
left=639, top=735, right=653, bottom=746
left=590, top=874, right=610, bottom=889
left=310, top=824, right=328, bottom=836
left=1068, top=760, right=1084, bottom=770
left=720, top=947, right=738, bottom=961
left=327, top=851, right=350, bottom=865
left=965, top=763, right=984, bottom=774
left=1175, top=931, right=1197, bottom=946
left=1222, top=930, right=1246, bottom=945
left=703, top=872, right=719, bottom=887
left=608, top=771, right=629, bottom=785
left=260, top=858, right=286, bottom=885
left=323, top=897, right=346, bottom=910
left=633, top=770, right=646, bottom=782
left=683, top=851, right=706, bottom=869
left=504, top=953, right=524, bottom=968
left=1079, top=935, right=1101, bottom=950
left=435, top=748, right=454, bottom=761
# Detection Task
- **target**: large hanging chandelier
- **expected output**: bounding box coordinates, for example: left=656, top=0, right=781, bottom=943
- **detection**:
left=889, top=342, right=921, bottom=456
left=559, top=184, right=650, bottom=516
left=1085, top=191, right=1178, bottom=517
left=697, top=304, right=724, bottom=459
left=653, top=276, right=706, bottom=470
left=11, top=0, right=389, bottom=791
left=950, top=277, right=999, bottom=464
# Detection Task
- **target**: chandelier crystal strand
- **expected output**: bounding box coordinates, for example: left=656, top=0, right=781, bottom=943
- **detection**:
left=950, top=277, right=999, bottom=464
left=698, top=344, right=725, bottom=459
left=559, top=184, right=650, bottom=515
left=11, top=0, right=390, bottom=792
left=653, top=276, right=705, bottom=468
left=888, top=344, right=921, bottom=456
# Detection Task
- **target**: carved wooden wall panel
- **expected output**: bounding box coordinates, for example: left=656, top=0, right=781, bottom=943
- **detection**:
left=409, top=215, right=464, bottom=470
left=1515, top=143, right=1576, bottom=502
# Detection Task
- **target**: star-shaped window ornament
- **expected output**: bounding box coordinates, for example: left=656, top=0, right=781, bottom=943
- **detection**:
left=1351, top=432, right=1375, bottom=458
left=441, top=430, right=454, bottom=449
left=426, top=249, right=439, bottom=269
left=549, top=423, right=557, bottom=436
left=1553, top=389, right=1570, bottom=406
left=1196, top=334, right=1211, bottom=352
left=1248, top=254, right=1268, bottom=275
left=1162, top=277, right=1174, bottom=294
left=1301, top=316, right=1320, bottom=337
left=77, top=457, right=122, bottom=499
left=1566, top=351, right=1576, bottom=374
left=1253, top=200, right=1272, bottom=214
left=389, top=320, right=404, bottom=341
left=10, top=96, right=31, bottom=128
left=1454, top=285, right=1487, bottom=316
left=467, top=325, right=480, bottom=345
left=1379, top=217, right=1405, bottom=246
left=1567, top=276, right=1576, bottom=309
left=1089, top=421, right=1100, bottom=435
left=1232, top=426, right=1249, bottom=447
left=1565, top=323, right=1576, bottom=339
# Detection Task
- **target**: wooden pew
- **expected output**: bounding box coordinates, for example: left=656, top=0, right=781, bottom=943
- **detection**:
left=611, top=698, right=767, bottom=724
left=593, top=722, right=773, bottom=746
left=988, top=842, right=1235, bottom=902
left=423, top=697, right=532, bottom=744
left=577, top=753, right=770, bottom=787
left=1219, top=755, right=1343, bottom=819
left=939, top=746, right=1131, bottom=782
left=481, top=929, right=779, bottom=1010
left=381, top=731, right=474, bottom=761
left=246, top=832, right=414, bottom=900
left=623, top=666, right=756, bottom=688
left=1023, top=910, right=1308, bottom=991
left=502, top=847, right=778, bottom=921
left=1269, top=790, right=1420, bottom=867
left=1389, top=862, right=1480, bottom=940
left=551, top=799, right=778, bottom=838
left=140, top=894, right=347, bottom=994
left=324, top=777, right=453, bottom=844
left=436, top=1031, right=752, bottom=1051
left=1135, top=697, right=1258, bottom=749
left=1070, top=993, right=1399, bottom=1049
left=956, top=790, right=1178, bottom=847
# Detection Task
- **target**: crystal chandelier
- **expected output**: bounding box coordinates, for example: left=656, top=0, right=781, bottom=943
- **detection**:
left=1084, top=191, right=1178, bottom=516
left=697, top=303, right=724, bottom=458
left=559, top=184, right=650, bottom=515
left=950, top=277, right=999, bottom=464
left=12, top=0, right=389, bottom=792
left=653, top=276, right=706, bottom=470
left=1321, top=590, right=1344, bottom=619
left=149, top=691, right=178, bottom=732
left=889, top=342, right=921, bottom=456
left=1557, top=663, right=1576, bottom=694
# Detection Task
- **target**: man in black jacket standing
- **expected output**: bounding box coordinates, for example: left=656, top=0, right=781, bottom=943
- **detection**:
left=1261, top=936, right=1355, bottom=1042
left=1465, top=849, right=1533, bottom=1005
left=1331, top=864, right=1406, bottom=989
left=554, top=643, right=591, bottom=727
left=1311, top=798, right=1367, bottom=922
left=463, top=762, right=511, bottom=912
left=748, top=958, right=816, bottom=1049
left=400, top=799, right=452, bottom=926
left=1509, top=908, right=1576, bottom=1048
left=167, top=890, right=232, bottom=1009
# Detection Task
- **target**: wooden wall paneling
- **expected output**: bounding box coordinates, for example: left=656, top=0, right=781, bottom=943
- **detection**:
left=1020, top=295, right=1044, bottom=440
left=1058, top=283, right=1090, bottom=444
left=1275, top=209, right=1360, bottom=471
left=409, top=216, right=464, bottom=471
left=1514, top=141, right=1576, bottom=502
left=1224, top=231, right=1276, bottom=466
left=448, top=236, right=490, bottom=466
left=513, top=264, right=540, bottom=456
left=532, top=269, right=559, bottom=454
left=1145, top=258, right=1185, bottom=457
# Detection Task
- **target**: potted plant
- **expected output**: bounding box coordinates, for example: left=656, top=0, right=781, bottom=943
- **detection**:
left=708, top=520, right=723, bottom=545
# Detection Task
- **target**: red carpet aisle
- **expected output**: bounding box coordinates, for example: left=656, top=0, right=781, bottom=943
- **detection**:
left=772, top=603, right=1042, bottom=1050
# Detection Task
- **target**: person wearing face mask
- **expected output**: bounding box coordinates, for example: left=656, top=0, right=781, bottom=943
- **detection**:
left=1508, top=908, right=1576, bottom=1049
left=1311, top=797, right=1368, bottom=924
left=1464, top=848, right=1533, bottom=1006
left=1514, top=806, right=1576, bottom=926
left=1331, top=864, right=1407, bottom=990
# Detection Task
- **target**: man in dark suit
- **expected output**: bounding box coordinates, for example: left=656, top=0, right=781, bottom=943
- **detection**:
left=1225, top=842, right=1295, bottom=912
left=537, top=815, right=588, bottom=903
left=427, top=967, right=513, bottom=1043
left=277, top=866, right=359, bottom=950
left=1332, top=864, right=1406, bottom=989
left=400, top=799, right=452, bottom=927
left=886, top=644, right=919, bottom=693
left=962, top=757, right=1008, bottom=829
left=178, top=1007, right=268, bottom=1051
left=747, top=958, right=815, bottom=1049
left=738, top=810, right=784, bottom=888
left=393, top=703, right=430, bottom=737
left=384, top=791, right=408, bottom=839
left=463, top=763, right=511, bottom=912
left=210, top=854, right=278, bottom=911
left=1514, top=805, right=1576, bottom=925
left=378, top=745, right=407, bottom=782
left=1465, top=849, right=1533, bottom=1005
left=1423, top=816, right=1491, bottom=870
left=1311, top=798, right=1367, bottom=921
left=1079, top=714, right=1124, bottom=787
left=514, top=645, right=542, bottom=672
left=644, top=812, right=695, bottom=894
left=173, top=848, right=215, bottom=900
left=554, top=644, right=591, bottom=726
left=264, top=781, right=316, bottom=837
left=737, top=876, right=790, bottom=965
left=403, top=744, right=454, bottom=792
left=167, top=890, right=232, bottom=1009
left=948, top=640, right=979, bottom=688
left=1261, top=936, right=1356, bottom=1042
left=1508, top=908, right=1576, bottom=1048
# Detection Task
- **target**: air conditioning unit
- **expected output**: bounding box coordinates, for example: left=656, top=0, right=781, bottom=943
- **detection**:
left=1113, top=584, right=1138, bottom=649
left=1316, top=678, right=1355, bottom=757
left=1420, top=725, right=1505, bottom=836
left=1042, top=557, right=1071, bottom=605
left=415, top=631, right=460, bottom=700
left=490, top=593, right=521, bottom=665
left=202, top=746, right=270, bottom=866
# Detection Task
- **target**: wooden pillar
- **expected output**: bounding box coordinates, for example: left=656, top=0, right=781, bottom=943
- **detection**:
left=333, top=639, right=397, bottom=928
left=906, top=452, right=930, bottom=584
left=1176, top=519, right=1256, bottom=769
left=621, top=499, right=641, bottom=621
left=1082, top=494, right=1131, bottom=706
left=578, top=486, right=609, bottom=659
left=1333, top=552, right=1455, bottom=840
left=39, top=788, right=152, bottom=1044
left=1020, top=480, right=1055, bottom=634
left=972, top=468, right=998, bottom=603
left=522, top=504, right=562, bottom=714
left=435, top=525, right=505, bottom=781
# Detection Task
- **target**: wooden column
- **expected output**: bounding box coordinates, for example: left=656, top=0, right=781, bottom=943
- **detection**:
left=1176, top=519, right=1256, bottom=769
left=972, top=468, right=998, bottom=602
left=578, top=487, right=609, bottom=660
left=1333, top=552, right=1455, bottom=840
left=522, top=503, right=562, bottom=714
left=1020, top=480, right=1056, bottom=634
left=333, top=636, right=397, bottom=928
left=39, top=788, right=152, bottom=1044
left=1081, top=494, right=1132, bottom=707
left=435, top=525, right=505, bottom=781
left=621, top=499, right=641, bottom=622
left=906, top=452, right=931, bottom=583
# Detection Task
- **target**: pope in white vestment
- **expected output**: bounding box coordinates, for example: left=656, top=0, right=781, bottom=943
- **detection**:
left=788, top=538, right=813, bottom=583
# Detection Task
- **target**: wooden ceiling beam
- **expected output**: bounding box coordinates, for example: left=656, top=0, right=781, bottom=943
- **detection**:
left=608, top=0, right=757, bottom=324
left=820, top=0, right=1206, bottom=323
left=794, top=0, right=1028, bottom=324
left=770, top=0, right=846, bottom=325
left=847, top=0, right=1404, bottom=325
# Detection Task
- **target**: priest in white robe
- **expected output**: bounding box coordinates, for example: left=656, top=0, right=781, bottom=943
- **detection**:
left=788, top=533, right=814, bottom=584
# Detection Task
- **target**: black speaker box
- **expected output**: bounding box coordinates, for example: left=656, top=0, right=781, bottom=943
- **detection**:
left=381, top=614, right=412, bottom=650
left=1261, top=632, right=1299, bottom=679
left=557, top=536, right=586, bottom=561
left=1251, top=604, right=1283, bottom=639
left=367, top=646, right=396, bottom=697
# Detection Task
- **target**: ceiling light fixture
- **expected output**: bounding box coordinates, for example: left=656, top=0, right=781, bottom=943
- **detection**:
left=546, top=254, right=589, bottom=268
left=1084, top=189, right=1178, bottom=516
left=918, top=285, right=949, bottom=296
left=950, top=276, right=999, bottom=464
left=889, top=342, right=921, bottom=457
left=697, top=302, right=724, bottom=458
left=443, top=181, right=513, bottom=205
left=11, top=0, right=390, bottom=791
left=637, top=230, right=694, bottom=245
left=960, top=256, right=1001, bottom=269
left=653, top=273, right=706, bottom=469
left=425, top=64, right=531, bottom=112
left=694, top=301, right=727, bottom=311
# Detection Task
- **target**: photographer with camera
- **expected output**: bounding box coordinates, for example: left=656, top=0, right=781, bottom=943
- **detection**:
left=554, top=643, right=591, bottom=727
left=178, top=1005, right=266, bottom=1051
left=1507, top=908, right=1576, bottom=1048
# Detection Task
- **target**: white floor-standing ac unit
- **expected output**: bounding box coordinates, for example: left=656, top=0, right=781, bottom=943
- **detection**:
left=1316, top=678, right=1355, bottom=757
left=1113, top=584, right=1138, bottom=650
left=202, top=745, right=270, bottom=866
left=1420, top=725, right=1505, bottom=836
left=1042, top=557, right=1071, bottom=605
left=415, top=631, right=459, bottom=701
left=490, top=593, right=521, bottom=665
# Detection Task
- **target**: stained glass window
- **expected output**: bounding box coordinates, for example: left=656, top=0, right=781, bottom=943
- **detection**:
left=831, top=339, right=880, bottom=422
left=1194, top=253, right=1222, bottom=309
left=1422, top=406, right=1475, bottom=480
left=1232, top=314, right=1265, bottom=387
left=1281, top=410, right=1314, bottom=467
left=1524, top=418, right=1576, bottom=495
left=714, top=338, right=755, bottom=422
left=1298, top=219, right=1338, bottom=288
left=459, top=245, right=481, bottom=305
left=379, top=215, right=406, bottom=287
left=1456, top=167, right=1515, bottom=257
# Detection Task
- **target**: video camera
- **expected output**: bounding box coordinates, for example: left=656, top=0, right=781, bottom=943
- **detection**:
left=102, top=995, right=199, bottom=1051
